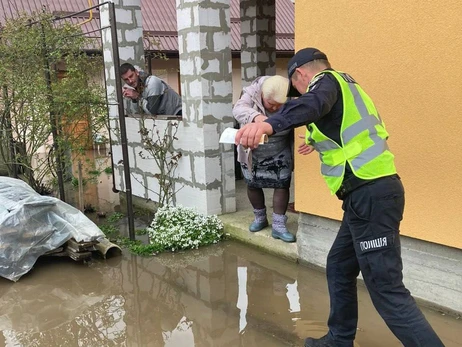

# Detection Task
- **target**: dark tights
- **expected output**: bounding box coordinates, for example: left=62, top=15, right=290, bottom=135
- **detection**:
left=247, top=186, right=290, bottom=215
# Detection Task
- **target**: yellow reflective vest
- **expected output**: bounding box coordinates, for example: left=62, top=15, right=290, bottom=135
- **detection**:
left=305, top=70, right=397, bottom=194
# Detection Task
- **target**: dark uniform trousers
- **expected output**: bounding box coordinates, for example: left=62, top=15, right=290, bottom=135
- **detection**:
left=326, top=175, right=444, bottom=347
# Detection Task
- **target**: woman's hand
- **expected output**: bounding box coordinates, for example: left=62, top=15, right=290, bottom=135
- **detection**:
left=253, top=114, right=268, bottom=123
left=297, top=135, right=315, bottom=155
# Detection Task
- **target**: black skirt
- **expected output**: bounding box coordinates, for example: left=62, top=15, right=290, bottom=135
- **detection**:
left=241, top=130, right=293, bottom=189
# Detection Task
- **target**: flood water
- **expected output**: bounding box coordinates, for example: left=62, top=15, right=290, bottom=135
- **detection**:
left=0, top=149, right=460, bottom=346
left=0, top=241, right=461, bottom=347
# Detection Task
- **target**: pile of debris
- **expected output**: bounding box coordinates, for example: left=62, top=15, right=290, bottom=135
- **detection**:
left=0, top=177, right=121, bottom=282
left=44, top=237, right=121, bottom=261
left=44, top=238, right=100, bottom=261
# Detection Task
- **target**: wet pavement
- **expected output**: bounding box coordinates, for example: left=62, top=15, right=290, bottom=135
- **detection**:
left=0, top=240, right=461, bottom=347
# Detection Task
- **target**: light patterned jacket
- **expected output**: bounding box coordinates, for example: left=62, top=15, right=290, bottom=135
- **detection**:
left=232, top=76, right=269, bottom=125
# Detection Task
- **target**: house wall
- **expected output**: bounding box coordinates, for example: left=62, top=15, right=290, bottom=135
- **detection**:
left=293, top=1, right=462, bottom=250
left=149, top=58, right=181, bottom=93
left=292, top=0, right=462, bottom=313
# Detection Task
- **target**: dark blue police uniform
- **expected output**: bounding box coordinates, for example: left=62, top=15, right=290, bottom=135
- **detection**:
left=265, top=71, right=444, bottom=347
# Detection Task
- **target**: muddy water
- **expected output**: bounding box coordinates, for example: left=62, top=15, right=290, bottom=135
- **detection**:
left=0, top=241, right=460, bottom=347
left=3, top=149, right=459, bottom=346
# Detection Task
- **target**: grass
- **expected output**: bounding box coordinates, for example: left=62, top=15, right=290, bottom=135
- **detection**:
left=135, top=228, right=148, bottom=235
left=99, top=224, right=118, bottom=236
left=98, top=212, right=159, bottom=256
left=106, top=212, right=125, bottom=223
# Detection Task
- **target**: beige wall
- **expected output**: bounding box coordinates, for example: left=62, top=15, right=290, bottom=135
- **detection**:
left=293, top=1, right=462, bottom=249
left=149, top=58, right=181, bottom=92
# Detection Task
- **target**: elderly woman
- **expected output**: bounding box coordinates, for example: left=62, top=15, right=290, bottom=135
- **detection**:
left=233, top=75, right=295, bottom=243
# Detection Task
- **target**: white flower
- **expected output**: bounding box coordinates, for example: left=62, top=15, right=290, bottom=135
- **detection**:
left=147, top=204, right=224, bottom=253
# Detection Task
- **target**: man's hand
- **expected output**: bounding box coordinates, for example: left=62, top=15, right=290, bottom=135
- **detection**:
left=122, top=87, right=139, bottom=100
left=297, top=134, right=315, bottom=155
left=235, top=122, right=273, bottom=149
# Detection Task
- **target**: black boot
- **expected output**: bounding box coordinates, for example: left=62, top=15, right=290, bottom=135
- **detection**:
left=304, top=335, right=337, bottom=347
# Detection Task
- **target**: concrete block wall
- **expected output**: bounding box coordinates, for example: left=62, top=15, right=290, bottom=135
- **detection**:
left=100, top=0, right=236, bottom=215
left=297, top=213, right=462, bottom=314
left=175, top=0, right=236, bottom=215
left=240, top=0, right=276, bottom=86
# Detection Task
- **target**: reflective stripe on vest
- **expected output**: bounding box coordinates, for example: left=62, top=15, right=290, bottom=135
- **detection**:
left=306, top=70, right=396, bottom=194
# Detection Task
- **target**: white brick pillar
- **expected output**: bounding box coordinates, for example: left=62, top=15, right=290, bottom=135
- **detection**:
left=240, top=0, right=276, bottom=87
left=176, top=0, right=236, bottom=215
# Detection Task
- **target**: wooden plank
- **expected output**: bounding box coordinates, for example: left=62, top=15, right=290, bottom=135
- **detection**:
left=43, top=247, right=64, bottom=255
left=66, top=238, right=99, bottom=252
left=67, top=250, right=92, bottom=261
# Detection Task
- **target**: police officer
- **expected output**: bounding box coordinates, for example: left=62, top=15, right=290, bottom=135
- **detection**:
left=235, top=48, right=444, bottom=347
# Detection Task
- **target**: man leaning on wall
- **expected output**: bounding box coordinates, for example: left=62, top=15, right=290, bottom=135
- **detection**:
left=120, top=62, right=182, bottom=116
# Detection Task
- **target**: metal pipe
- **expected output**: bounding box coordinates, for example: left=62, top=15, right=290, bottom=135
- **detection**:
left=108, top=2, right=135, bottom=241
left=76, top=0, right=94, bottom=27
left=27, top=2, right=111, bottom=27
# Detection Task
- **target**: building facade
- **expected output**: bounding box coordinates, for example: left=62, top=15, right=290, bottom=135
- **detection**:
left=292, top=0, right=462, bottom=313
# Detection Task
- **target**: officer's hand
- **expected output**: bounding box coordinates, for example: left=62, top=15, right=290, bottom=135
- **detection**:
left=235, top=122, right=273, bottom=149
left=297, top=134, right=315, bottom=155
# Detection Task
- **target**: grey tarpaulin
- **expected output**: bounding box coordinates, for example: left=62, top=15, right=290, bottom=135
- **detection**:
left=0, top=177, right=104, bottom=282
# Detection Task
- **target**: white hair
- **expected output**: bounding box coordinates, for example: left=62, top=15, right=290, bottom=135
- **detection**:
left=261, top=75, right=289, bottom=104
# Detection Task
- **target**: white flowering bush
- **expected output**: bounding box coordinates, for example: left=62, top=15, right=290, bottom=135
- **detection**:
left=147, top=205, right=224, bottom=252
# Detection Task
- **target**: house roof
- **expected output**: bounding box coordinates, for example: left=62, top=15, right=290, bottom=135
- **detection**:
left=142, top=0, right=294, bottom=53
left=0, top=0, right=294, bottom=54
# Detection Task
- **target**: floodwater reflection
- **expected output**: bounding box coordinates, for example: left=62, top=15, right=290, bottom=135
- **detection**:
left=0, top=243, right=304, bottom=346
left=3, top=148, right=460, bottom=347
left=0, top=241, right=461, bottom=347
